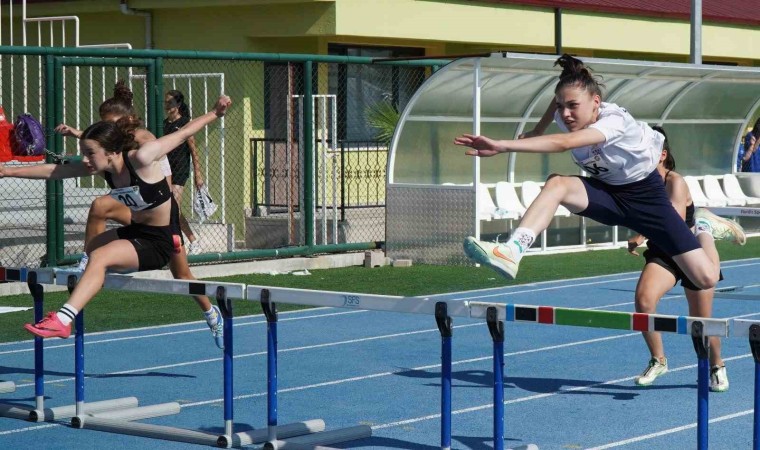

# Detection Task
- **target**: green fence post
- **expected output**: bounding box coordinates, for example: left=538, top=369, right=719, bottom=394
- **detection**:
left=53, top=57, right=66, bottom=265
left=152, top=58, right=162, bottom=137
left=44, top=55, right=57, bottom=267
left=303, top=60, right=314, bottom=248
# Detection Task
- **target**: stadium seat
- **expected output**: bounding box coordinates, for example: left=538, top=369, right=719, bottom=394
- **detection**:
left=722, top=173, right=760, bottom=206
left=478, top=183, right=518, bottom=220
left=520, top=180, right=572, bottom=217
left=495, top=181, right=527, bottom=218
left=703, top=175, right=744, bottom=206
left=684, top=176, right=726, bottom=207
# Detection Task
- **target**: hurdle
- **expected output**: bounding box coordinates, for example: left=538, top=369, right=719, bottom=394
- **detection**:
left=247, top=285, right=474, bottom=449
left=469, top=302, right=730, bottom=450
left=730, top=319, right=760, bottom=450
left=50, top=269, right=326, bottom=448
left=0, top=267, right=140, bottom=422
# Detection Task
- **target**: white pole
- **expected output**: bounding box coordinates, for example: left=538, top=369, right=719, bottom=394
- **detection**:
left=473, top=59, right=482, bottom=239
left=690, top=0, right=702, bottom=65
left=320, top=96, right=327, bottom=244
left=331, top=95, right=338, bottom=244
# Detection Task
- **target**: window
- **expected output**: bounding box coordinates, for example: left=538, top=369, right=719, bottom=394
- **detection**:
left=328, top=44, right=426, bottom=142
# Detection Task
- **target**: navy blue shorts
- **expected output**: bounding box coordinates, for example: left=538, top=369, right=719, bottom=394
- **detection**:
left=643, top=243, right=723, bottom=291
left=576, top=170, right=700, bottom=257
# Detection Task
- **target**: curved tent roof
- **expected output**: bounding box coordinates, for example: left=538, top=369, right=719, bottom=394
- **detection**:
left=389, top=52, right=760, bottom=186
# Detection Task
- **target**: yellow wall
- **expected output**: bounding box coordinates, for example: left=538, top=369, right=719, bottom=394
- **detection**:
left=14, top=0, right=758, bottom=64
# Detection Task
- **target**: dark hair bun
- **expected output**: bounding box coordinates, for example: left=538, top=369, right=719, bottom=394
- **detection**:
left=112, top=80, right=134, bottom=107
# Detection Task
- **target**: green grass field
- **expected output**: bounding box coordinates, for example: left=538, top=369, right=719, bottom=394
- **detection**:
left=0, top=238, right=757, bottom=343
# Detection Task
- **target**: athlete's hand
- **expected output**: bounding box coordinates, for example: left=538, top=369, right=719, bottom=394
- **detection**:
left=0, top=163, right=5, bottom=178
left=55, top=123, right=81, bottom=138
left=454, top=134, right=503, bottom=157
left=627, top=236, right=645, bottom=256
left=214, top=95, right=232, bottom=117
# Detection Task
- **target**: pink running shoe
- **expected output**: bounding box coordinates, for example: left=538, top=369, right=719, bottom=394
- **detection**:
left=24, top=312, right=71, bottom=339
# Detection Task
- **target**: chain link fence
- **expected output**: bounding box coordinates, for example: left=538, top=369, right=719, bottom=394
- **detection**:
left=0, top=48, right=439, bottom=268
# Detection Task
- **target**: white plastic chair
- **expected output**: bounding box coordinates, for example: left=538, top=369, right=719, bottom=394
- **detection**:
left=477, top=183, right=518, bottom=220
left=520, top=181, right=572, bottom=217
left=684, top=176, right=726, bottom=207
left=495, top=181, right=527, bottom=218
left=703, top=175, right=744, bottom=206
left=723, top=173, right=760, bottom=206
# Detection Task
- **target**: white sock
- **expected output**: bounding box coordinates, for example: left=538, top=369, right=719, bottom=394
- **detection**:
left=694, top=218, right=713, bottom=238
left=204, top=306, right=219, bottom=326
left=56, top=304, right=78, bottom=326
left=507, top=227, right=536, bottom=258
left=77, top=253, right=89, bottom=271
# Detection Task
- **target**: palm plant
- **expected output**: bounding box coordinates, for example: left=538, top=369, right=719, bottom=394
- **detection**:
left=365, top=98, right=399, bottom=146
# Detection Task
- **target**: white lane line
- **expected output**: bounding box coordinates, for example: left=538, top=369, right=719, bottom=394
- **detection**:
left=0, top=423, right=63, bottom=436
left=11, top=322, right=484, bottom=389
left=372, top=352, right=752, bottom=430
left=586, top=409, right=754, bottom=449
left=0, top=309, right=367, bottom=356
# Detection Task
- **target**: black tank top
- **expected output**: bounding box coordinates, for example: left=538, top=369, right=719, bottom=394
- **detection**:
left=104, top=152, right=172, bottom=211
left=664, top=170, right=695, bottom=227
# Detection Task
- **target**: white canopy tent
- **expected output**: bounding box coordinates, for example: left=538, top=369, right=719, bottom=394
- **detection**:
left=386, top=52, right=760, bottom=264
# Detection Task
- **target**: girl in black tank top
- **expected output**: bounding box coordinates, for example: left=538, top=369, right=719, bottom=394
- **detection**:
left=1, top=96, right=231, bottom=341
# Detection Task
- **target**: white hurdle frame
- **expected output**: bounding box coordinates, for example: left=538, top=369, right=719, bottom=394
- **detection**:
left=0, top=267, right=141, bottom=423
left=49, top=269, right=324, bottom=448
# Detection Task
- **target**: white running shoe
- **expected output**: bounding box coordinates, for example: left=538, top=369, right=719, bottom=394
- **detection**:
left=694, top=208, right=746, bottom=245
left=463, top=236, right=520, bottom=279
left=709, top=365, right=729, bottom=392
left=635, top=357, right=668, bottom=386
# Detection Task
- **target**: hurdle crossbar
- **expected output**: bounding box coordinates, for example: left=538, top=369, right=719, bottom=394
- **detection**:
left=705, top=206, right=760, bottom=217
left=714, top=285, right=760, bottom=301
left=53, top=269, right=246, bottom=299
left=246, top=285, right=472, bottom=317
left=468, top=302, right=729, bottom=337
left=730, top=319, right=760, bottom=338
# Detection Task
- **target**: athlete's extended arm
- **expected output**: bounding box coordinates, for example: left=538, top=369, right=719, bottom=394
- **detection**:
left=455, top=127, right=606, bottom=157
left=134, top=96, right=230, bottom=167
left=0, top=161, right=91, bottom=180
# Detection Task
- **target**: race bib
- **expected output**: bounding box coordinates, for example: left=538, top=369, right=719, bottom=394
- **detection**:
left=109, top=185, right=151, bottom=211
left=578, top=153, right=612, bottom=177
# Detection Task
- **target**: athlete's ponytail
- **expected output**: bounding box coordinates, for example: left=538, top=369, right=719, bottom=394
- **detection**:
left=99, top=80, right=144, bottom=128
left=166, top=90, right=190, bottom=119
left=554, top=54, right=604, bottom=98
left=651, top=125, right=676, bottom=171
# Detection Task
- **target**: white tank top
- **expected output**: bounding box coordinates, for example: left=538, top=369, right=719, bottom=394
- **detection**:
left=554, top=102, right=663, bottom=185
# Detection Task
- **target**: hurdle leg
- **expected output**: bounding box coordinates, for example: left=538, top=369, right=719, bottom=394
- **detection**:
left=691, top=321, right=709, bottom=450
left=216, top=286, right=235, bottom=443
left=435, top=302, right=453, bottom=450
left=487, top=307, right=505, bottom=450
left=29, top=273, right=45, bottom=413
left=749, top=324, right=760, bottom=450
left=262, top=289, right=279, bottom=444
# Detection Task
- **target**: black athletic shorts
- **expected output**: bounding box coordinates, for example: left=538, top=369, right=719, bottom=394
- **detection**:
left=116, top=222, right=181, bottom=271
left=643, top=243, right=724, bottom=291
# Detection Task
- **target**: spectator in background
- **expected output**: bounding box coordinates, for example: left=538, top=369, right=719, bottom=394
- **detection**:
left=741, top=118, right=760, bottom=172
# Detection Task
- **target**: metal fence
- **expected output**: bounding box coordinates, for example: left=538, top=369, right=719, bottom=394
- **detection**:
left=0, top=47, right=442, bottom=268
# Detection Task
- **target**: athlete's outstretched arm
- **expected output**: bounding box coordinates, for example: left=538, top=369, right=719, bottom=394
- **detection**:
left=0, top=161, right=91, bottom=180
left=134, top=96, right=231, bottom=166
left=455, top=127, right=605, bottom=157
